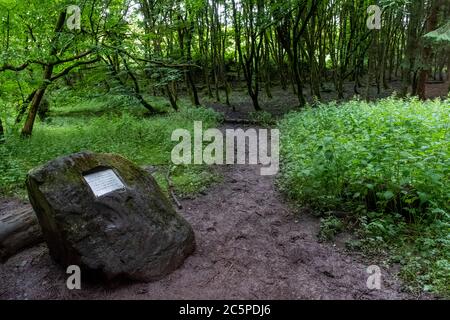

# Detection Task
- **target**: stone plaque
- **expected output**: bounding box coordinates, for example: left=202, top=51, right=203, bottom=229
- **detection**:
left=83, top=169, right=125, bottom=197
left=26, top=151, right=195, bottom=282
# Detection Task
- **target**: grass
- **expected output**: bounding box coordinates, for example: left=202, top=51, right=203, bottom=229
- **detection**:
left=278, top=96, right=449, bottom=296
left=0, top=91, right=223, bottom=198
left=1, top=87, right=449, bottom=296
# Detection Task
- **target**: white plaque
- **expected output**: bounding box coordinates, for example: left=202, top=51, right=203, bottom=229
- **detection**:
left=83, top=169, right=125, bottom=197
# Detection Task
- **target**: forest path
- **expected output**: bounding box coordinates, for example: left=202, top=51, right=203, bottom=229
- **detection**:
left=0, top=123, right=418, bottom=300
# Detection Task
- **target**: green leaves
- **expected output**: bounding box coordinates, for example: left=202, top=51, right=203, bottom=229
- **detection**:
left=0, top=94, right=221, bottom=196
left=424, top=21, right=450, bottom=44
left=383, top=190, right=394, bottom=200
left=280, top=97, right=449, bottom=217
left=324, top=149, right=334, bottom=161
left=0, top=0, right=17, bottom=10
left=279, top=97, right=450, bottom=296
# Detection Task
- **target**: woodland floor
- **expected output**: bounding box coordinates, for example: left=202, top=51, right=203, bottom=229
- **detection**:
left=0, top=80, right=447, bottom=300
left=0, top=151, right=423, bottom=300
left=203, top=79, right=449, bottom=120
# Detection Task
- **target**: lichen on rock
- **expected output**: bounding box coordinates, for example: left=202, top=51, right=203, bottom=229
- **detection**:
left=26, top=151, right=195, bottom=282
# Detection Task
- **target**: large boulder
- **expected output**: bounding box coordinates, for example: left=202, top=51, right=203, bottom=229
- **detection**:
left=26, top=151, right=195, bottom=282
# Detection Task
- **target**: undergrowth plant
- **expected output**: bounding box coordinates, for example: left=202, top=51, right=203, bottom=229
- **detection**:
left=279, top=97, right=449, bottom=296
left=0, top=93, right=222, bottom=198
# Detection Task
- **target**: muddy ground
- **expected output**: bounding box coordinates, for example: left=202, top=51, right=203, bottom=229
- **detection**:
left=1, top=81, right=447, bottom=300
left=0, top=152, right=428, bottom=300
left=204, top=80, right=449, bottom=120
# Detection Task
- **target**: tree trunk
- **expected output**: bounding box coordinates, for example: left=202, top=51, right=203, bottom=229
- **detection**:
left=187, top=70, right=200, bottom=106
left=186, top=24, right=201, bottom=107
left=365, top=34, right=376, bottom=101
left=15, top=90, right=37, bottom=124
left=417, top=0, right=441, bottom=99
left=447, top=54, right=450, bottom=93
left=250, top=92, right=260, bottom=111
left=21, top=85, right=49, bottom=137
left=0, top=117, right=4, bottom=142
left=21, top=11, right=66, bottom=137
left=447, top=55, right=450, bottom=82
left=0, top=203, right=43, bottom=262
left=123, top=60, right=157, bottom=114
left=166, top=84, right=178, bottom=111
left=400, top=1, right=422, bottom=97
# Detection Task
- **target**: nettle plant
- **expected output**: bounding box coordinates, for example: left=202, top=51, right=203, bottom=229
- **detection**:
left=279, top=97, right=449, bottom=294
left=279, top=97, right=449, bottom=225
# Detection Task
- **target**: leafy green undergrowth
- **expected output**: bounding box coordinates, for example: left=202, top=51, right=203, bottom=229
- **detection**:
left=48, top=89, right=181, bottom=118
left=0, top=94, right=222, bottom=198
left=249, top=110, right=276, bottom=126
left=153, top=165, right=223, bottom=199
left=279, top=97, right=449, bottom=296
left=318, top=216, right=344, bottom=242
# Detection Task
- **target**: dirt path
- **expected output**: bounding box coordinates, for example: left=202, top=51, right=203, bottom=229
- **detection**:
left=0, top=126, right=419, bottom=300
left=1, top=82, right=446, bottom=300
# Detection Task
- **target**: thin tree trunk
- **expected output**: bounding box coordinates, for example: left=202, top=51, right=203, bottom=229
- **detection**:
left=21, top=11, right=66, bottom=137
left=186, top=20, right=200, bottom=106
left=418, top=0, right=442, bottom=99
left=447, top=54, right=450, bottom=93
left=187, top=70, right=200, bottom=106
left=21, top=82, right=50, bottom=137
left=447, top=55, right=450, bottom=81
left=121, top=55, right=157, bottom=113
left=400, top=1, right=422, bottom=97
left=0, top=117, right=4, bottom=142
left=15, top=90, right=37, bottom=123
left=166, top=84, right=178, bottom=111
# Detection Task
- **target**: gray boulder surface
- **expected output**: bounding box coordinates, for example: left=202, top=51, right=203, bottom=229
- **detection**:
left=26, top=151, right=195, bottom=282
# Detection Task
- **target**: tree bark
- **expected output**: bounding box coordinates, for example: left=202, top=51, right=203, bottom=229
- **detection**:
left=0, top=117, right=4, bottom=142
left=417, top=0, right=442, bottom=99
left=15, top=90, right=37, bottom=124
left=0, top=203, right=43, bottom=262
left=166, top=84, right=178, bottom=111
left=21, top=82, right=51, bottom=137
left=446, top=54, right=450, bottom=93
left=21, top=11, right=66, bottom=137
left=400, top=1, right=423, bottom=97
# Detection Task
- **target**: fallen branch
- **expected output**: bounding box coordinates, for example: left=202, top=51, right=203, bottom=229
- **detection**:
left=0, top=204, right=43, bottom=262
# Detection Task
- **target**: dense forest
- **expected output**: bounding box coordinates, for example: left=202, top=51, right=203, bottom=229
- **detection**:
left=0, top=0, right=449, bottom=300
left=0, top=0, right=449, bottom=137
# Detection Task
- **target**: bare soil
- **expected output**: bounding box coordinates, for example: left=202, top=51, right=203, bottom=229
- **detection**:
left=0, top=156, right=423, bottom=300
left=204, top=80, right=449, bottom=121
left=2, top=81, right=446, bottom=300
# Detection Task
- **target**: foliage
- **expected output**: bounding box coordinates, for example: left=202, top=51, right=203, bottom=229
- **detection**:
left=279, top=97, right=450, bottom=296
left=0, top=92, right=222, bottom=197
left=0, top=0, right=449, bottom=299
left=248, top=110, right=274, bottom=126
left=319, top=216, right=344, bottom=241
left=424, top=21, right=450, bottom=43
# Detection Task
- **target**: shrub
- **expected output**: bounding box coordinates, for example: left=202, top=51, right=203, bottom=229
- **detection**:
left=0, top=95, right=222, bottom=197
left=278, top=97, right=449, bottom=296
